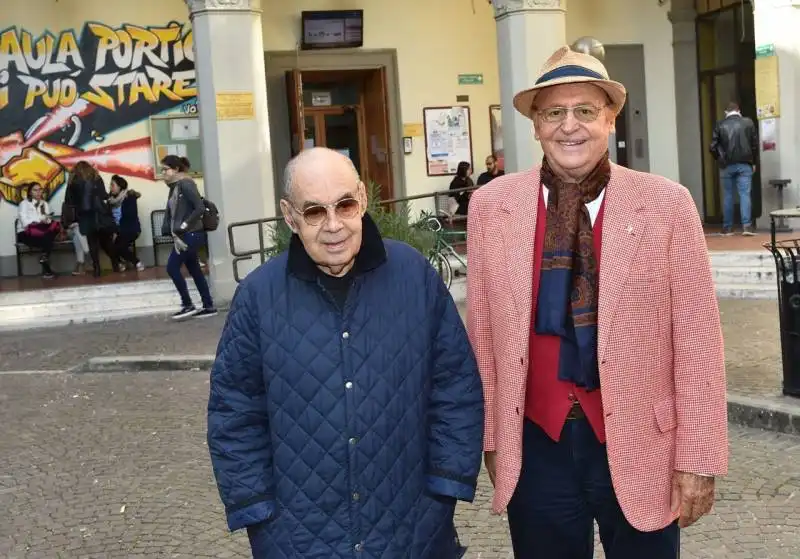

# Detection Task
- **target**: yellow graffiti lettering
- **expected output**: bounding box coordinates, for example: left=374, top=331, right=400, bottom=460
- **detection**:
left=0, top=69, right=8, bottom=109
left=19, top=75, right=47, bottom=109
left=56, top=31, right=83, bottom=69
left=172, top=70, right=196, bottom=98
left=21, top=31, right=47, bottom=71
left=112, top=30, right=133, bottom=69
left=88, top=23, right=119, bottom=72
left=81, top=73, right=116, bottom=111
left=42, top=80, right=60, bottom=109
left=151, top=24, right=181, bottom=62
left=114, top=71, right=135, bottom=107
left=146, top=66, right=182, bottom=103
left=125, top=25, right=166, bottom=69
left=183, top=31, right=194, bottom=63
left=128, top=72, right=156, bottom=104
left=0, top=29, right=29, bottom=73
left=60, top=78, right=77, bottom=106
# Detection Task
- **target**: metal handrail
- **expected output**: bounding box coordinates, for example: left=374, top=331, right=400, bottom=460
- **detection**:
left=227, top=185, right=480, bottom=282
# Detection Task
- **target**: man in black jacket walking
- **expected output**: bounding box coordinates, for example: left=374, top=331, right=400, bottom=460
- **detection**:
left=710, top=102, right=759, bottom=236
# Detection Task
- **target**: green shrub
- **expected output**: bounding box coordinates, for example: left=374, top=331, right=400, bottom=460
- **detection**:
left=268, top=181, right=436, bottom=256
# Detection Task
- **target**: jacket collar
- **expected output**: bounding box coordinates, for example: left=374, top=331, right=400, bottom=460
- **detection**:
left=287, top=212, right=387, bottom=281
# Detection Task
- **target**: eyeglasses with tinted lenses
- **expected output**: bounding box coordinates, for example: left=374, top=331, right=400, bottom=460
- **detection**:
left=291, top=197, right=361, bottom=226
left=538, top=104, right=606, bottom=124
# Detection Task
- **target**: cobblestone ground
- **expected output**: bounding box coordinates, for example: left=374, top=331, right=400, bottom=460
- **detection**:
left=0, top=299, right=786, bottom=399
left=1, top=371, right=799, bottom=558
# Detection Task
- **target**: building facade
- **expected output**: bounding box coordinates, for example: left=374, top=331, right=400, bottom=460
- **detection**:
left=0, top=0, right=792, bottom=302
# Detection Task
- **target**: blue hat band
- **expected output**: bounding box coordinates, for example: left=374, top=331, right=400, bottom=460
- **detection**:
left=535, top=65, right=605, bottom=86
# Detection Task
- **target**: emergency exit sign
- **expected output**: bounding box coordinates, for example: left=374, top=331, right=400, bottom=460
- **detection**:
left=458, top=73, right=484, bottom=85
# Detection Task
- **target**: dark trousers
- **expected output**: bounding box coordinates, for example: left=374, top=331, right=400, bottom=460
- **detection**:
left=17, top=230, right=56, bottom=275
left=167, top=231, right=213, bottom=309
left=507, top=419, right=679, bottom=559
left=17, top=230, right=56, bottom=256
left=114, top=232, right=140, bottom=265
left=88, top=230, right=116, bottom=271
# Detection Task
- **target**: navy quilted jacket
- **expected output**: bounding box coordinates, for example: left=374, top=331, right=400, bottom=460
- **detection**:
left=208, top=216, right=483, bottom=558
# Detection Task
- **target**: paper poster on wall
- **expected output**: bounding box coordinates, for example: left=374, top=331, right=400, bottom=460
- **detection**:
left=156, top=143, right=188, bottom=161
left=489, top=105, right=504, bottom=170
left=755, top=55, right=780, bottom=119
left=170, top=118, right=200, bottom=140
left=423, top=106, right=473, bottom=176
left=760, top=118, right=777, bottom=151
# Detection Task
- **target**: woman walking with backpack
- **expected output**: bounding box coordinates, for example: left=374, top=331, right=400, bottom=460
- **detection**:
left=160, top=155, right=216, bottom=319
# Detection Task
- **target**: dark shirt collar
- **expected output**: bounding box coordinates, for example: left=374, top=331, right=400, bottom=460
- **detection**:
left=287, top=212, right=387, bottom=281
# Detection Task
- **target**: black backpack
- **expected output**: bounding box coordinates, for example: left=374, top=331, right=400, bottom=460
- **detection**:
left=201, top=198, right=219, bottom=231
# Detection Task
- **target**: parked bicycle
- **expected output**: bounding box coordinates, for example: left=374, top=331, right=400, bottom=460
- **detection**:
left=421, top=215, right=467, bottom=289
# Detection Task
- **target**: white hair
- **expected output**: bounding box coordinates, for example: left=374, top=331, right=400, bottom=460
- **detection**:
left=283, top=147, right=360, bottom=198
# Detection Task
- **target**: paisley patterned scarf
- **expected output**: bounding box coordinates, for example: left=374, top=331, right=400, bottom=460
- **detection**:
left=535, top=153, right=611, bottom=391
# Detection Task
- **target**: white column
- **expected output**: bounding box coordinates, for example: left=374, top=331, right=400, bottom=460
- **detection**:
left=668, top=5, right=704, bottom=213
left=753, top=0, right=800, bottom=212
left=186, top=0, right=276, bottom=303
left=493, top=0, right=567, bottom=172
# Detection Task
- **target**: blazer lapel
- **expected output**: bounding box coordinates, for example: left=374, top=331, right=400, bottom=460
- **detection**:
left=598, top=164, right=647, bottom=362
left=500, top=168, right=541, bottom=330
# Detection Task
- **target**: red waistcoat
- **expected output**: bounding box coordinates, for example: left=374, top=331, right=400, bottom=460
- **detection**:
left=525, top=190, right=607, bottom=443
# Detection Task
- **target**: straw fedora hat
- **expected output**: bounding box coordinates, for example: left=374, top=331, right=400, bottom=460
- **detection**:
left=512, top=45, right=627, bottom=119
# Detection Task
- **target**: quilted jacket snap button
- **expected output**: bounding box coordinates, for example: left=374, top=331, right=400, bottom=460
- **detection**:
left=345, top=381, right=353, bottom=389
left=354, top=543, right=363, bottom=552
left=342, top=331, right=350, bottom=339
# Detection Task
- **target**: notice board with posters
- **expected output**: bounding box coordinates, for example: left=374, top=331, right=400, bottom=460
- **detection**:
left=422, top=105, right=473, bottom=176
left=149, top=114, right=204, bottom=179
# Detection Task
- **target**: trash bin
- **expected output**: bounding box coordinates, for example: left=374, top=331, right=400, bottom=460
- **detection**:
left=765, top=208, right=800, bottom=397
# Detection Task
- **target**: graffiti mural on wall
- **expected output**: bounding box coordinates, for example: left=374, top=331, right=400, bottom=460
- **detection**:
left=0, top=21, right=197, bottom=205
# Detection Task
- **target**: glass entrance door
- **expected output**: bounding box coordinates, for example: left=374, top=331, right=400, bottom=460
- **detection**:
left=696, top=1, right=757, bottom=225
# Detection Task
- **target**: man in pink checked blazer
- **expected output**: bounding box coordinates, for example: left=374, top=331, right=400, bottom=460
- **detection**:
left=466, top=45, right=728, bottom=558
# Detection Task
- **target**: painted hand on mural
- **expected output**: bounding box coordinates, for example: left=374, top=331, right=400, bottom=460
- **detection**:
left=0, top=21, right=199, bottom=205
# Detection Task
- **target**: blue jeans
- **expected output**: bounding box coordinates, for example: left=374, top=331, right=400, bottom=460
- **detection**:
left=506, top=419, right=679, bottom=558
left=720, top=163, right=753, bottom=229
left=167, top=231, right=213, bottom=309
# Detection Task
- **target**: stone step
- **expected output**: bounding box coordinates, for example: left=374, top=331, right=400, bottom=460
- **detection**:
left=710, top=250, right=774, bottom=268
left=713, top=266, right=777, bottom=285
left=716, top=283, right=777, bottom=300
left=0, top=279, right=200, bottom=331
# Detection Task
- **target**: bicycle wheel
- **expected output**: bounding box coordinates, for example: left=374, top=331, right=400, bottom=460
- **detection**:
left=429, top=251, right=453, bottom=289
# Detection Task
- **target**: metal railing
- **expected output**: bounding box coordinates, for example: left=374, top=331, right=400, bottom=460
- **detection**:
left=227, top=185, right=479, bottom=283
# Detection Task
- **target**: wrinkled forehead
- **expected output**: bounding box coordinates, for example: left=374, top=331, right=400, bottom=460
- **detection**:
left=535, top=82, right=609, bottom=109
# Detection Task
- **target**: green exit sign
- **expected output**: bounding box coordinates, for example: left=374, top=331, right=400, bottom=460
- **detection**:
left=458, top=73, right=484, bottom=85
left=755, top=44, right=775, bottom=58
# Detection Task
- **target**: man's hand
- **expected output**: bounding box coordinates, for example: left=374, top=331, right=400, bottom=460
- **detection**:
left=484, top=451, right=496, bottom=487
left=670, top=471, right=715, bottom=528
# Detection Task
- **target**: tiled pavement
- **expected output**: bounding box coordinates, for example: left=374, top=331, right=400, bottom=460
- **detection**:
left=1, top=370, right=800, bottom=558
left=2, top=299, right=800, bottom=557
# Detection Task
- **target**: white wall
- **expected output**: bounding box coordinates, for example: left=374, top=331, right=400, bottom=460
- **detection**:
left=568, top=0, right=680, bottom=182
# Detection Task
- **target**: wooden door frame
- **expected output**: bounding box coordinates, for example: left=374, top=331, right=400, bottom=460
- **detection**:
left=305, top=105, right=368, bottom=176
left=264, top=49, right=405, bottom=211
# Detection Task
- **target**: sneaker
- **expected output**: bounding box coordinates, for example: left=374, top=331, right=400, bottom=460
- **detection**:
left=172, top=305, right=199, bottom=320
left=135, top=262, right=145, bottom=272
left=42, top=272, right=55, bottom=279
left=721, top=228, right=734, bottom=237
left=194, top=307, right=218, bottom=319
left=742, top=226, right=756, bottom=236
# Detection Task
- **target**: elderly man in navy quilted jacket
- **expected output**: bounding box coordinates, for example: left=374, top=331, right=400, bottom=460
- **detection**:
left=208, top=147, right=484, bottom=558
